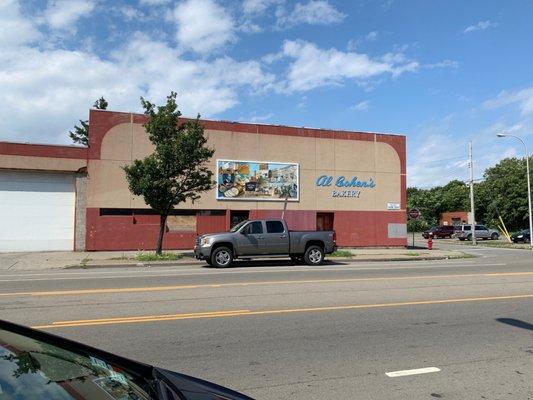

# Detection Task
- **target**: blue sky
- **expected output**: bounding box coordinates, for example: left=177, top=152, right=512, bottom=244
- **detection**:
left=1, top=0, right=533, bottom=187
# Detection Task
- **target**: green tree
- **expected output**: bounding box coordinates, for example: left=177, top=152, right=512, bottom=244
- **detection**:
left=475, top=157, right=532, bottom=231
left=406, top=180, right=470, bottom=232
left=69, top=97, right=108, bottom=146
left=123, top=92, right=215, bottom=254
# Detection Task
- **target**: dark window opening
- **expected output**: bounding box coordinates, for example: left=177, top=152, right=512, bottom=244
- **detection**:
left=266, top=220, right=285, bottom=233
left=243, top=221, right=263, bottom=234
left=317, top=212, right=334, bottom=231
left=230, top=210, right=249, bottom=228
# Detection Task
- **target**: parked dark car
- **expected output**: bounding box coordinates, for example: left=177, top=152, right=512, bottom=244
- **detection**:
left=422, top=225, right=455, bottom=239
left=511, top=229, right=530, bottom=243
left=0, top=319, right=254, bottom=400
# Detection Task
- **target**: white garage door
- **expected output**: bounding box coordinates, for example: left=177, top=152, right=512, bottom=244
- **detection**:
left=0, top=171, right=75, bottom=252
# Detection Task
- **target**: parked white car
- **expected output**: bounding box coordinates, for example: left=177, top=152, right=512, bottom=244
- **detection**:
left=454, top=224, right=499, bottom=241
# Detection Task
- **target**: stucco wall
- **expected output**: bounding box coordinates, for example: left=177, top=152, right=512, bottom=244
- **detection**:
left=86, top=119, right=404, bottom=213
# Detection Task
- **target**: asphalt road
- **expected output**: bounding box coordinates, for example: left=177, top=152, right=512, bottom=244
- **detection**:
left=1, top=243, right=532, bottom=399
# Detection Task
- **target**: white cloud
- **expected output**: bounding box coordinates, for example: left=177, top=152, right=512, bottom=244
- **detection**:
left=117, top=6, right=145, bottom=21
left=364, top=31, right=379, bottom=41
left=406, top=114, right=533, bottom=188
left=173, top=0, right=235, bottom=54
left=240, top=112, right=274, bottom=122
left=277, top=0, right=346, bottom=27
left=463, top=20, right=498, bottom=33
left=0, top=4, right=274, bottom=144
left=425, top=59, right=459, bottom=70
left=44, top=0, right=96, bottom=31
left=483, top=87, right=533, bottom=116
left=278, top=40, right=418, bottom=92
left=351, top=100, right=369, bottom=111
left=0, top=0, right=40, bottom=47
left=139, top=0, right=170, bottom=5
left=347, top=31, right=380, bottom=51
left=242, top=0, right=282, bottom=15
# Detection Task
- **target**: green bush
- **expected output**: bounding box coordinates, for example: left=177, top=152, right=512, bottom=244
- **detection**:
left=330, top=250, right=353, bottom=258
left=135, top=252, right=183, bottom=262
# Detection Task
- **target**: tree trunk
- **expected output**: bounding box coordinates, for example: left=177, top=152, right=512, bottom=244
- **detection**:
left=156, top=214, right=167, bottom=255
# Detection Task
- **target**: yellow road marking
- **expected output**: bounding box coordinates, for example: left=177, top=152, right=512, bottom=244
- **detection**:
left=31, top=293, right=533, bottom=329
left=51, top=309, right=251, bottom=324
left=3, top=271, right=533, bottom=298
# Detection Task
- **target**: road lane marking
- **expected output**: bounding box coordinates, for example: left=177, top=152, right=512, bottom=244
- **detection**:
left=52, top=309, right=251, bottom=324
left=0, top=262, right=508, bottom=281
left=2, top=271, right=532, bottom=297
left=31, top=293, right=533, bottom=329
left=385, top=367, right=441, bottom=377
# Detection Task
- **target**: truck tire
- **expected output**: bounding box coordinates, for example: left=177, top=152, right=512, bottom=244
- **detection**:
left=304, top=245, right=324, bottom=266
left=211, top=246, right=233, bottom=268
left=467, top=234, right=472, bottom=241
left=491, top=232, right=499, bottom=240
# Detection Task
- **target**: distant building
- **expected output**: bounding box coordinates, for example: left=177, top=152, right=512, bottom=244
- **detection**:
left=440, top=211, right=471, bottom=226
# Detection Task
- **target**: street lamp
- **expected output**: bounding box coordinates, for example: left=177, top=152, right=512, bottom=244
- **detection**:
left=497, top=133, right=533, bottom=248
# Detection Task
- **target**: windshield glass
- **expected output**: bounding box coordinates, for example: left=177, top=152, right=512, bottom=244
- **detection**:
left=229, top=220, right=248, bottom=232
left=0, top=328, right=153, bottom=400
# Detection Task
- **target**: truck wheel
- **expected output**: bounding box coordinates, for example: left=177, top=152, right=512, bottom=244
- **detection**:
left=467, top=234, right=472, bottom=241
left=304, top=245, right=324, bottom=266
left=491, top=232, right=499, bottom=240
left=211, top=246, right=233, bottom=268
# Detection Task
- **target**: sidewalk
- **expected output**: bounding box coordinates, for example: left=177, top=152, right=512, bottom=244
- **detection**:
left=0, top=247, right=470, bottom=271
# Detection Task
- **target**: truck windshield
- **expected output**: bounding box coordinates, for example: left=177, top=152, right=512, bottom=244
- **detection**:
left=229, top=220, right=248, bottom=232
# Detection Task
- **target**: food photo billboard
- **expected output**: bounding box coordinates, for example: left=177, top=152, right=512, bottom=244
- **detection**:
left=216, top=159, right=299, bottom=201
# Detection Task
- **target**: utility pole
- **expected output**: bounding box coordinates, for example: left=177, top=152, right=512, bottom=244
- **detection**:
left=469, top=141, right=477, bottom=245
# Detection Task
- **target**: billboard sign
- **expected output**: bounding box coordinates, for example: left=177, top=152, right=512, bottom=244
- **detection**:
left=216, top=159, right=299, bottom=201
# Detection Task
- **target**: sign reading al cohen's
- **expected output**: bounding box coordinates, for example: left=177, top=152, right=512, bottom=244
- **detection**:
left=216, top=159, right=299, bottom=201
left=315, top=174, right=376, bottom=198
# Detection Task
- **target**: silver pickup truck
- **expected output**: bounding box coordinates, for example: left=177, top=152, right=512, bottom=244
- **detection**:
left=194, top=219, right=336, bottom=267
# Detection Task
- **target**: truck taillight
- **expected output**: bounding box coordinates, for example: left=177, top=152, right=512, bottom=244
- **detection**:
left=332, top=231, right=336, bottom=242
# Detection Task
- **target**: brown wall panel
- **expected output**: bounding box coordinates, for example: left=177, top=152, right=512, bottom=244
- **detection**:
left=197, top=212, right=227, bottom=234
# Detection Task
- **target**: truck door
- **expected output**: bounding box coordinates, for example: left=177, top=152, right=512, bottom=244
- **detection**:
left=264, top=220, right=290, bottom=254
left=235, top=221, right=264, bottom=255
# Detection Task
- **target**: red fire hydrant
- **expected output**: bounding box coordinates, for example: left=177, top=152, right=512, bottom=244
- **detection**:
left=428, top=233, right=433, bottom=250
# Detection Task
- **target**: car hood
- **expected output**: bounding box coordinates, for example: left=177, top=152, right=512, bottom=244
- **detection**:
left=156, top=368, right=254, bottom=400
left=199, top=232, right=229, bottom=238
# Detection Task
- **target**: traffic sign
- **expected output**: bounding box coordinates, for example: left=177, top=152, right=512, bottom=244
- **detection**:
left=408, top=208, right=421, bottom=220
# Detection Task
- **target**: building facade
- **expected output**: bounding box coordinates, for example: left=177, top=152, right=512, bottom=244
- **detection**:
left=0, top=109, right=407, bottom=252
left=439, top=211, right=470, bottom=226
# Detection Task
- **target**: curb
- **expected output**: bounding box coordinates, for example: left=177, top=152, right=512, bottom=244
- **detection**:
left=64, top=252, right=472, bottom=269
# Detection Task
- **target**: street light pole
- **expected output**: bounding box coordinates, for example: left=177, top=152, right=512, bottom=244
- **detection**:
left=497, top=133, right=533, bottom=249
left=469, top=141, right=477, bottom=245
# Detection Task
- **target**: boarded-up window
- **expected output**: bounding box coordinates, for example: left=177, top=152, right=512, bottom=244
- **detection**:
left=167, top=215, right=197, bottom=232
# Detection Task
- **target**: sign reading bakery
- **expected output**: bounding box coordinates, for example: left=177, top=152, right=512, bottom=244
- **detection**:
left=216, top=160, right=299, bottom=201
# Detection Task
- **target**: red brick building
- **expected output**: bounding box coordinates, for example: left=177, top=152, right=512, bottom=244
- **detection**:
left=0, top=110, right=407, bottom=252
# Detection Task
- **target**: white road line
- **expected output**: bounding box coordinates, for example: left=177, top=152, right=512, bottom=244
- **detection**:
left=0, top=263, right=508, bottom=282
left=385, top=367, right=441, bottom=377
